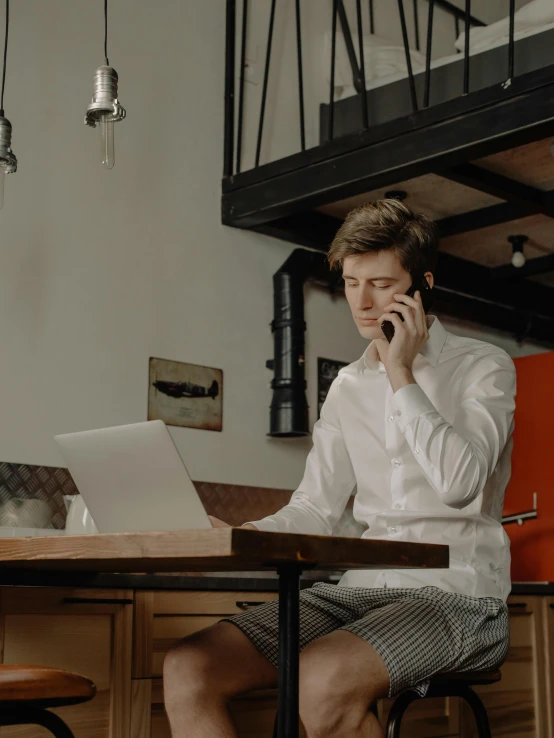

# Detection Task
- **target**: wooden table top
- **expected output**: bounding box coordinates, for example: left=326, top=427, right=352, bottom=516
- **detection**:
left=0, top=528, right=449, bottom=573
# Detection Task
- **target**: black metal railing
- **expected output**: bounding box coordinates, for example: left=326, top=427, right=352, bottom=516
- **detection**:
left=224, top=1, right=523, bottom=178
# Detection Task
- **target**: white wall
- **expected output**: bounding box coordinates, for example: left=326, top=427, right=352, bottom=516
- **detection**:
left=0, top=0, right=367, bottom=489
left=0, top=1, right=547, bottom=490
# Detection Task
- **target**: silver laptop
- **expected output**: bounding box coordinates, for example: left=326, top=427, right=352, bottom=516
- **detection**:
left=55, top=420, right=212, bottom=533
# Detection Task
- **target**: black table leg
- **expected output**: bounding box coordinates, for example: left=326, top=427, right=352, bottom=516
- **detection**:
left=276, top=564, right=302, bottom=738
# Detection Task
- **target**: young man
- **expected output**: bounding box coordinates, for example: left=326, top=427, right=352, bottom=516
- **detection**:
left=164, top=199, right=515, bottom=738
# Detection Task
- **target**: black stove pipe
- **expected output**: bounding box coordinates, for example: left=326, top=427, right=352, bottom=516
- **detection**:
left=266, top=248, right=322, bottom=437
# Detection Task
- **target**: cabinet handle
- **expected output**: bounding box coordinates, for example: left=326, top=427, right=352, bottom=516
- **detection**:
left=507, top=602, right=527, bottom=609
left=235, top=601, right=268, bottom=610
left=62, top=597, right=133, bottom=605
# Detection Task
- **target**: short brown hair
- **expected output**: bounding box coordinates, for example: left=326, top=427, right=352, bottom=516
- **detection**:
left=328, top=199, right=438, bottom=277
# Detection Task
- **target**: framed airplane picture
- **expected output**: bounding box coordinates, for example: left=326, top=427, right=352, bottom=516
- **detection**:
left=148, top=357, right=223, bottom=432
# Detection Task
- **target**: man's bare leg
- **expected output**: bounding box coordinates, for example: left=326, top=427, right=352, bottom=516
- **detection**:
left=165, top=624, right=390, bottom=738
left=163, top=621, right=277, bottom=738
left=299, top=630, right=389, bottom=738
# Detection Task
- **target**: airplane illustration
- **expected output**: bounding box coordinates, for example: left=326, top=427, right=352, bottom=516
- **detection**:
left=152, top=379, right=219, bottom=400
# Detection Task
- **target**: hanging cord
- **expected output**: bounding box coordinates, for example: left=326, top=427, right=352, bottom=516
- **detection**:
left=0, top=0, right=9, bottom=117
left=104, top=0, right=109, bottom=66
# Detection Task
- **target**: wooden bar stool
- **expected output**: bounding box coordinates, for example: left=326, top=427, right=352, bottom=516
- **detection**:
left=385, top=669, right=501, bottom=737
left=0, top=665, right=96, bottom=738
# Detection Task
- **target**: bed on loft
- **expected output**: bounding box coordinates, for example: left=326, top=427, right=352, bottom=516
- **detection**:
left=221, top=0, right=554, bottom=346
left=321, top=0, right=554, bottom=135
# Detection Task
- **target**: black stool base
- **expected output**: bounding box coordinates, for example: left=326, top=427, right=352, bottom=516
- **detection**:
left=0, top=706, right=76, bottom=738
left=386, top=683, right=492, bottom=738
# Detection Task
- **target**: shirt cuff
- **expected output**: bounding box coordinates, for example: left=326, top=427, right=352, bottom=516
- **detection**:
left=242, top=518, right=277, bottom=532
left=393, top=383, right=436, bottom=432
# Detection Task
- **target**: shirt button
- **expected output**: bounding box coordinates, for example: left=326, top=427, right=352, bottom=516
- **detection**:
left=415, top=448, right=420, bottom=454
left=388, top=526, right=398, bottom=533
left=393, top=503, right=401, bottom=510
left=396, top=409, right=402, bottom=416
left=392, top=458, right=402, bottom=467
left=388, top=415, right=395, bottom=422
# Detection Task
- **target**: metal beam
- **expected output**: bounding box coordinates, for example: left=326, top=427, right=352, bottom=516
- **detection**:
left=441, top=164, right=554, bottom=218
left=433, top=0, right=485, bottom=26
left=337, top=1, right=363, bottom=95
left=252, top=211, right=342, bottom=252
left=222, top=67, right=554, bottom=227
left=491, top=253, right=554, bottom=281
left=223, top=65, right=554, bottom=195
left=436, top=202, right=533, bottom=238
left=223, top=0, right=236, bottom=177
left=432, top=289, right=554, bottom=345
left=436, top=252, right=554, bottom=316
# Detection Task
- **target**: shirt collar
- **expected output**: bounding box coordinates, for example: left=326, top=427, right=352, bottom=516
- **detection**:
left=357, top=315, right=448, bottom=375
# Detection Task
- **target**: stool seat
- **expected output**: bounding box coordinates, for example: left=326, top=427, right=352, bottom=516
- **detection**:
left=430, top=669, right=501, bottom=686
left=0, top=665, right=96, bottom=708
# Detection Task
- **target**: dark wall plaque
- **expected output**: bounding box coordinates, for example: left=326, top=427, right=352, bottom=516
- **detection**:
left=317, top=357, right=348, bottom=418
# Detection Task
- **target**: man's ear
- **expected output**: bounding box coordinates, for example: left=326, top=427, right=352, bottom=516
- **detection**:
left=424, top=271, right=434, bottom=289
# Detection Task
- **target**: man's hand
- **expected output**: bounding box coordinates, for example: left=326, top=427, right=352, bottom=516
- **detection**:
left=208, top=516, right=258, bottom=531
left=208, top=515, right=231, bottom=528
left=375, top=290, right=429, bottom=392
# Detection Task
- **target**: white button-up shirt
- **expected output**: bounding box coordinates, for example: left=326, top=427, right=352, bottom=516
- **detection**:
left=251, top=317, right=516, bottom=601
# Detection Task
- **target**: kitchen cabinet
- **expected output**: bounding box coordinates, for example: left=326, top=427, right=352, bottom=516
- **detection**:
left=0, top=586, right=133, bottom=738
left=1, top=585, right=552, bottom=738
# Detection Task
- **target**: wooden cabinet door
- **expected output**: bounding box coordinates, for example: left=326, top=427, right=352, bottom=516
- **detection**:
left=460, top=595, right=548, bottom=738
left=133, top=590, right=278, bottom=679
left=0, top=586, right=133, bottom=738
left=131, top=589, right=283, bottom=738
left=543, top=596, right=554, bottom=738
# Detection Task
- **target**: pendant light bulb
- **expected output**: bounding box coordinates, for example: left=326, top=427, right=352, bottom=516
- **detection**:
left=508, top=235, right=528, bottom=269
left=0, top=116, right=17, bottom=209
left=99, top=112, right=115, bottom=169
left=84, top=65, right=125, bottom=169
left=511, top=250, right=526, bottom=269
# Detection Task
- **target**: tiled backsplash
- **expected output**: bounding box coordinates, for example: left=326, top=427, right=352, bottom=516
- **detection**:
left=0, top=462, right=360, bottom=537
left=0, top=461, right=295, bottom=530
left=0, top=462, right=78, bottom=529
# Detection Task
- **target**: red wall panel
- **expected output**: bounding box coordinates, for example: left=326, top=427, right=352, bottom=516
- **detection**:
left=505, top=351, right=554, bottom=582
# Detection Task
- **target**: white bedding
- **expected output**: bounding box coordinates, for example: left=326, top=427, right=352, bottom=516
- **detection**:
left=327, top=0, right=554, bottom=102
left=455, top=0, right=554, bottom=54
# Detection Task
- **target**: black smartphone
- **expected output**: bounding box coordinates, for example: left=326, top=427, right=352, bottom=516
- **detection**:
left=381, top=274, right=436, bottom=343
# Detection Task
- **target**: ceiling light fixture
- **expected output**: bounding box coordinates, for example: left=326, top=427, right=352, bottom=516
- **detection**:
left=84, top=0, right=125, bottom=169
left=508, top=234, right=527, bottom=269
left=385, top=190, right=408, bottom=201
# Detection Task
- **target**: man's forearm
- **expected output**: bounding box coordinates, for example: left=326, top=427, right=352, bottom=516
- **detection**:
left=387, top=365, right=417, bottom=394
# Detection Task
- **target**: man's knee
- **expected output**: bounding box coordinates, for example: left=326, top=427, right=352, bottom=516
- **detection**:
left=299, top=640, right=385, bottom=737
left=163, top=621, right=277, bottom=704
left=163, top=627, right=223, bottom=701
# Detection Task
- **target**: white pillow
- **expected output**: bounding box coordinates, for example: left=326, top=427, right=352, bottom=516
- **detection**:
left=455, top=0, right=554, bottom=54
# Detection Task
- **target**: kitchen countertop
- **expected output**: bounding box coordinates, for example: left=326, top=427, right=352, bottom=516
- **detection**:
left=0, top=569, right=552, bottom=595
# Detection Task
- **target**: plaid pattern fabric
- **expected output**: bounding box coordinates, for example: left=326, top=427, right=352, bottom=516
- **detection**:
left=224, top=583, right=509, bottom=698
